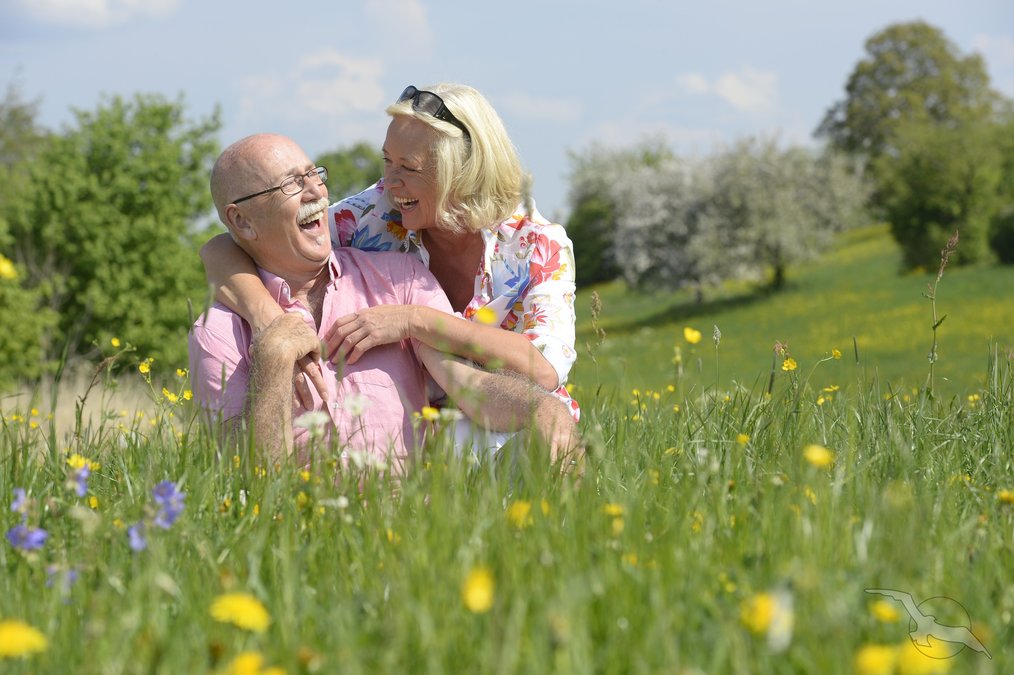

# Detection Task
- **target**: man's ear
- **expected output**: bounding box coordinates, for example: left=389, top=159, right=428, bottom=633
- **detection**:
left=224, top=204, right=258, bottom=242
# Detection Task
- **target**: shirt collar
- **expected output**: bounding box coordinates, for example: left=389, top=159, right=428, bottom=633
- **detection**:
left=257, top=252, right=342, bottom=306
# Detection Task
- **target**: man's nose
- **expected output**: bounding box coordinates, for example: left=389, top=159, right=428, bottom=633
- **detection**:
left=305, top=176, right=328, bottom=201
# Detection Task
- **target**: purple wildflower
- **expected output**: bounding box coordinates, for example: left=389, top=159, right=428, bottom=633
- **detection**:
left=46, top=565, right=80, bottom=592
left=6, top=523, right=48, bottom=551
left=152, top=480, right=185, bottom=529
left=71, top=464, right=91, bottom=498
left=127, top=522, right=147, bottom=552
left=11, top=488, right=27, bottom=515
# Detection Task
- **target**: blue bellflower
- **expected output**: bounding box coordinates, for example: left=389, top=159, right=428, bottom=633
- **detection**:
left=6, top=523, right=48, bottom=551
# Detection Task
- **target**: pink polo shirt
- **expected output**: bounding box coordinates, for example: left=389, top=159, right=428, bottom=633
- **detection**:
left=188, top=248, right=453, bottom=469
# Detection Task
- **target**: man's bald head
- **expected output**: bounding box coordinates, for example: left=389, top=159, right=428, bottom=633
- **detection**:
left=210, top=133, right=293, bottom=222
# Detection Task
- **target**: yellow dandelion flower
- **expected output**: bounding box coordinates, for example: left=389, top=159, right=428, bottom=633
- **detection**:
left=816, top=395, right=827, bottom=406
left=740, top=590, right=794, bottom=651
left=88, top=496, right=99, bottom=510
left=462, top=567, right=495, bottom=613
left=176, top=368, right=187, bottom=378
left=221, top=651, right=284, bottom=675
left=782, top=358, right=798, bottom=372
left=0, top=254, right=18, bottom=281
left=831, top=348, right=842, bottom=360
left=602, top=503, right=624, bottom=517
left=896, top=639, right=953, bottom=674
left=683, top=327, right=702, bottom=344
left=183, top=389, right=193, bottom=401
left=803, top=444, right=834, bottom=469
left=474, top=306, right=498, bottom=325
left=0, top=619, right=48, bottom=658
left=998, top=489, right=1014, bottom=504
left=209, top=592, right=271, bottom=633
left=854, top=644, right=898, bottom=675
left=66, top=453, right=100, bottom=471
left=138, top=361, right=151, bottom=375
left=419, top=406, right=440, bottom=422
left=869, top=599, right=901, bottom=623
left=736, top=433, right=750, bottom=446
left=111, top=337, right=121, bottom=348
left=740, top=593, right=775, bottom=634
left=506, top=500, right=533, bottom=529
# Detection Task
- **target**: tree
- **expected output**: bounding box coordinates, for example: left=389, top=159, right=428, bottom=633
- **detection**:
left=692, top=138, right=871, bottom=290
left=816, top=21, right=998, bottom=162
left=611, top=155, right=705, bottom=290
left=0, top=81, right=56, bottom=390
left=7, top=93, right=221, bottom=373
left=876, top=120, right=1001, bottom=269
left=565, top=140, right=675, bottom=287
left=314, top=141, right=384, bottom=200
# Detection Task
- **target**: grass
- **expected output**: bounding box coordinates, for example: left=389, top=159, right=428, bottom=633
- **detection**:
left=0, top=224, right=1012, bottom=673
left=572, top=224, right=1014, bottom=400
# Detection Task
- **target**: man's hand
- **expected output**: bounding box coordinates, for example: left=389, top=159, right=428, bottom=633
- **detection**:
left=532, top=396, right=585, bottom=476
left=249, top=313, right=325, bottom=459
left=253, top=312, right=323, bottom=371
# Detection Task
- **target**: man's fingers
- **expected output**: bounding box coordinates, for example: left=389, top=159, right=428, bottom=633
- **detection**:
left=297, top=354, right=328, bottom=401
left=293, top=371, right=314, bottom=409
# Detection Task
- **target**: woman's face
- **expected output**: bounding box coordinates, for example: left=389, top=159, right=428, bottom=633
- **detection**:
left=382, top=115, right=440, bottom=231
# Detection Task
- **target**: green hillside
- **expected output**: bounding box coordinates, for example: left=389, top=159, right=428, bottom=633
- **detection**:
left=571, top=224, right=1014, bottom=399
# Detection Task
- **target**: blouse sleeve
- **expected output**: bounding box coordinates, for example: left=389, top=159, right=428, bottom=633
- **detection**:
left=329, top=181, right=424, bottom=260
left=508, top=222, right=578, bottom=387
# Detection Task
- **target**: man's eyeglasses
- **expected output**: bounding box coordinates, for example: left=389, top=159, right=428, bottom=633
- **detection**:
left=397, top=86, right=470, bottom=140
left=231, top=166, right=328, bottom=205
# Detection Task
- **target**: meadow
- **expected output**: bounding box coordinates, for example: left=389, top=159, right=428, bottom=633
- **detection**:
left=1, top=224, right=1012, bottom=674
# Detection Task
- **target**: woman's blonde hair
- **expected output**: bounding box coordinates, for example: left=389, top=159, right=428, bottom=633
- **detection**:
left=386, top=83, right=525, bottom=233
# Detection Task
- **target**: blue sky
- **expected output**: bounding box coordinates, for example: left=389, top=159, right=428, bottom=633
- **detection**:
left=3, top=0, right=1013, bottom=221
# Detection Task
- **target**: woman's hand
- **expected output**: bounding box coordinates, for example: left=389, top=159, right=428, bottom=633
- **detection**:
left=325, top=305, right=419, bottom=365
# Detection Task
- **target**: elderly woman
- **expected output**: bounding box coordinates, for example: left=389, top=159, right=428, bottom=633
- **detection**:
left=201, top=83, right=579, bottom=432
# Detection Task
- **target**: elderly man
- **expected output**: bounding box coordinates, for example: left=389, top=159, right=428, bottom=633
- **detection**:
left=189, top=133, right=580, bottom=472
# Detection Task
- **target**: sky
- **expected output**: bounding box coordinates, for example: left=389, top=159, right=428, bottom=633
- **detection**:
left=3, top=0, right=1013, bottom=222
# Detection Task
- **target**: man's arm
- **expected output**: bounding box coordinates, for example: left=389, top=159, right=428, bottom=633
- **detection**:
left=415, top=344, right=583, bottom=470
left=248, top=313, right=324, bottom=460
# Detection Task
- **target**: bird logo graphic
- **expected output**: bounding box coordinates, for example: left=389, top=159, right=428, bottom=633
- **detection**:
left=865, top=589, right=991, bottom=660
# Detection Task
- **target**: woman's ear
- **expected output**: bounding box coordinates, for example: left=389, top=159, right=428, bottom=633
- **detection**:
left=224, top=204, right=257, bottom=242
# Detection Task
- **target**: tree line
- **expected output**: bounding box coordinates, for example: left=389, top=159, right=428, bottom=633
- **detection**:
left=1, top=20, right=1011, bottom=391
left=567, top=21, right=1014, bottom=288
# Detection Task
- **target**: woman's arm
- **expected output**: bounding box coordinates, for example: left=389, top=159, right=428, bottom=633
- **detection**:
left=200, top=233, right=285, bottom=333
left=325, top=305, right=560, bottom=390
left=201, top=233, right=328, bottom=403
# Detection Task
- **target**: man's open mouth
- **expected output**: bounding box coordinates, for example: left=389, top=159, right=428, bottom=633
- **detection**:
left=298, top=198, right=329, bottom=230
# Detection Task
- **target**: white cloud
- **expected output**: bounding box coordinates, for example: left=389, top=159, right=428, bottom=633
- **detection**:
left=238, top=50, right=387, bottom=127
left=972, top=33, right=1014, bottom=96
left=499, top=92, right=582, bottom=124
left=11, top=0, right=181, bottom=28
left=676, top=67, right=779, bottom=113
left=364, top=0, right=433, bottom=59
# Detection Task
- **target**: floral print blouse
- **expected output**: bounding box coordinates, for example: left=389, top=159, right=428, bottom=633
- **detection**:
left=329, top=180, right=580, bottom=419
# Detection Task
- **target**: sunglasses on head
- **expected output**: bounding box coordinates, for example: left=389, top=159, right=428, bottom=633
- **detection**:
left=397, top=85, right=470, bottom=140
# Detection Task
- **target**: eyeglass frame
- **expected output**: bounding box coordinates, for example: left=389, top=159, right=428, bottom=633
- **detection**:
left=231, top=166, right=329, bottom=205
left=397, top=86, right=471, bottom=140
